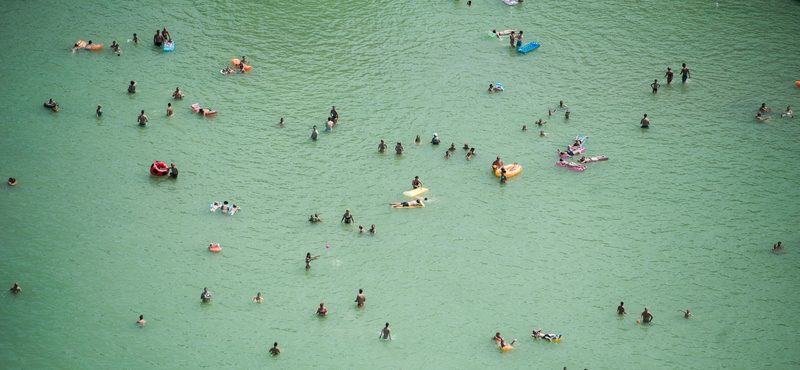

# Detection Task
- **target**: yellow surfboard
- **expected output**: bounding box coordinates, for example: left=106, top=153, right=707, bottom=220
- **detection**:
left=403, top=187, right=429, bottom=197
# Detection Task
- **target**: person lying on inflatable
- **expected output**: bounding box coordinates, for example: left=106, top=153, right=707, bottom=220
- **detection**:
left=390, top=198, right=427, bottom=208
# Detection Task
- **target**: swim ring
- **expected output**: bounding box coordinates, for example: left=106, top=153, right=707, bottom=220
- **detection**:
left=209, top=243, right=221, bottom=252
left=43, top=102, right=57, bottom=109
left=494, top=163, right=522, bottom=177
left=150, top=161, right=169, bottom=176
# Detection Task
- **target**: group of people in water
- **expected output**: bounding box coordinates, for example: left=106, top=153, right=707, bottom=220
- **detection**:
left=755, top=103, right=793, bottom=121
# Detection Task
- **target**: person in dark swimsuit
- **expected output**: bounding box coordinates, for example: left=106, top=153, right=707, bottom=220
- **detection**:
left=306, top=253, right=320, bottom=269
left=315, top=302, right=328, bottom=316
left=154, top=30, right=162, bottom=46
left=341, top=209, right=354, bottom=223
left=169, top=163, right=178, bottom=179
left=9, top=282, right=21, bottom=293
left=617, top=302, right=627, bottom=314
left=665, top=67, right=674, bottom=84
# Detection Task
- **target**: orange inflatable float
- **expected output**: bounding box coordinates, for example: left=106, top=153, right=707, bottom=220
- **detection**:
left=208, top=243, right=221, bottom=252
left=231, top=59, right=252, bottom=72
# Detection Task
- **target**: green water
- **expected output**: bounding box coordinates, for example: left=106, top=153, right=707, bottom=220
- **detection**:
left=2, top=0, right=800, bottom=368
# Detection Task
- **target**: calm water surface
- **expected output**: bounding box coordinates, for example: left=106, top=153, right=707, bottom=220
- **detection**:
left=1, top=0, right=800, bottom=369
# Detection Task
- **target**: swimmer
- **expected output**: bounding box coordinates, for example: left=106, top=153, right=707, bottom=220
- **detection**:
left=466, top=152, right=472, bottom=160
left=557, top=149, right=571, bottom=158
left=223, top=67, right=235, bottom=74
left=414, top=135, right=421, bottom=144
left=359, top=225, right=366, bottom=233
left=445, top=151, right=450, bottom=158
left=325, top=117, right=334, bottom=131
left=463, top=143, right=470, bottom=150
left=229, top=204, right=240, bottom=214
left=378, top=140, right=388, bottom=153
left=492, top=29, right=516, bottom=37
left=355, top=289, right=366, bottom=307
left=309, top=213, right=322, bottom=222
left=241, top=56, right=249, bottom=64
left=617, top=302, right=627, bottom=314
left=468, top=1, right=472, bottom=6
left=341, top=209, right=354, bottom=223
left=9, top=282, right=21, bottom=293
left=499, top=338, right=517, bottom=348
left=565, top=110, right=570, bottom=119
left=128, top=81, right=136, bottom=93
left=44, top=98, right=59, bottom=112
left=493, top=332, right=504, bottom=344
left=253, top=292, right=264, bottom=303
left=269, top=342, right=281, bottom=355
left=369, top=224, right=376, bottom=234
left=311, top=125, right=318, bottom=140
left=8, top=177, right=17, bottom=186
left=208, top=243, right=220, bottom=251
left=381, top=323, right=392, bottom=339
left=173, top=87, right=184, bottom=99
left=678, top=309, right=693, bottom=318
left=781, top=106, right=793, bottom=118
left=221, top=201, right=231, bottom=212
left=431, top=133, right=440, bottom=144
left=132, top=33, right=140, bottom=44
left=330, top=106, right=339, bottom=124
left=412, top=176, right=423, bottom=189
left=390, top=198, right=427, bottom=207
left=96, top=105, right=103, bottom=117
left=469, top=148, right=477, bottom=155
left=578, top=156, right=587, bottom=163
left=640, top=113, right=650, bottom=128
left=83, top=40, right=95, bottom=50
left=531, top=329, right=558, bottom=342
left=279, top=118, right=285, bottom=125
left=756, top=112, right=770, bottom=121
left=200, top=287, right=212, bottom=303
left=315, top=302, right=328, bottom=316
left=540, top=131, right=547, bottom=137
left=559, top=100, right=568, bottom=109
left=651, top=79, right=660, bottom=93
left=305, top=252, right=320, bottom=269
left=680, top=63, right=690, bottom=82
left=111, top=41, right=121, bottom=53
left=772, top=241, right=784, bottom=252
left=136, top=314, right=146, bottom=326
left=395, top=142, right=404, bottom=154
left=137, top=110, right=148, bottom=126
left=167, top=103, right=173, bottom=116
left=536, top=118, right=546, bottom=125
left=638, top=307, right=653, bottom=323
left=169, top=163, right=178, bottom=179
left=760, top=103, right=772, bottom=112
left=198, top=107, right=212, bottom=115
left=210, top=201, right=220, bottom=211
left=549, top=109, right=553, bottom=116
left=488, top=84, right=499, bottom=92
left=492, top=156, right=503, bottom=169
left=522, top=125, right=527, bottom=131
left=448, top=143, right=456, bottom=151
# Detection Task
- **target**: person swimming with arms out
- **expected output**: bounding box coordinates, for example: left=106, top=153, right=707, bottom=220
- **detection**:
left=200, top=287, right=212, bottom=303
left=678, top=309, right=693, bottom=318
left=136, top=314, right=146, bottom=326
left=617, top=301, right=627, bottom=314
left=355, top=289, right=366, bottom=307
left=305, top=252, right=320, bottom=269
left=341, top=209, right=354, bottom=223
left=755, top=112, right=770, bottom=121
left=315, top=302, right=328, bottom=316
left=760, top=103, right=772, bottom=112
left=781, top=106, right=793, bottom=118
left=536, top=118, right=546, bottom=125
left=391, top=198, right=427, bottom=208
left=253, top=292, right=264, bottom=303
left=9, top=282, right=21, bottom=293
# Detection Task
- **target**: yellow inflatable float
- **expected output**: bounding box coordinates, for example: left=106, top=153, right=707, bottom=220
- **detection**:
left=494, top=163, right=522, bottom=178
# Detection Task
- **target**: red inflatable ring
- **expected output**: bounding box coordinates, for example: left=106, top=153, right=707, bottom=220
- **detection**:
left=150, top=161, right=169, bottom=176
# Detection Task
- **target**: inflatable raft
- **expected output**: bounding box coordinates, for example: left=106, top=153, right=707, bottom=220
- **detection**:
left=501, top=0, right=518, bottom=5
left=163, top=41, right=174, bottom=52
left=580, top=156, right=608, bottom=163
left=391, top=202, right=425, bottom=209
left=403, top=187, right=429, bottom=198
left=494, top=163, right=522, bottom=178
left=209, top=243, right=221, bottom=252
left=150, top=161, right=169, bottom=176
left=565, top=135, right=587, bottom=156
left=191, top=103, right=217, bottom=116
left=531, top=333, right=562, bottom=341
left=231, top=59, right=252, bottom=71
left=517, top=42, right=540, bottom=53
left=556, top=161, right=586, bottom=172
left=796, top=81, right=800, bottom=87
